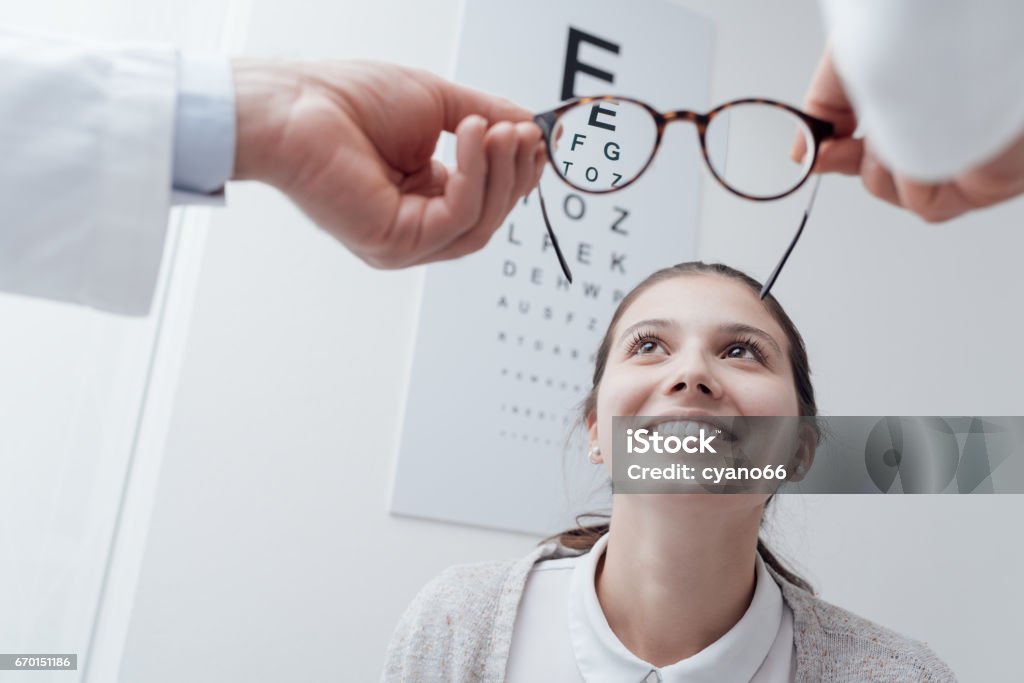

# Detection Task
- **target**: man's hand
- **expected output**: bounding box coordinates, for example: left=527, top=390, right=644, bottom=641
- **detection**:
left=231, top=59, right=544, bottom=267
left=797, top=48, right=1024, bottom=223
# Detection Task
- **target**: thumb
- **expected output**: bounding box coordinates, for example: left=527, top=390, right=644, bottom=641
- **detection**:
left=803, top=45, right=858, bottom=135
left=431, top=76, right=534, bottom=132
left=792, top=45, right=859, bottom=165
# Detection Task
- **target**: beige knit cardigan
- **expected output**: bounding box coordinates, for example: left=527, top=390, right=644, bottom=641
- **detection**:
left=383, top=543, right=958, bottom=682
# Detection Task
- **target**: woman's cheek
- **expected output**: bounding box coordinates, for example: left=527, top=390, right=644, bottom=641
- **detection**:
left=595, top=384, right=627, bottom=454
left=606, top=368, right=650, bottom=407
left=736, top=378, right=799, bottom=416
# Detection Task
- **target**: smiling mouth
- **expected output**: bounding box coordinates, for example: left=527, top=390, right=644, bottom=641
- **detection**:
left=644, top=418, right=739, bottom=443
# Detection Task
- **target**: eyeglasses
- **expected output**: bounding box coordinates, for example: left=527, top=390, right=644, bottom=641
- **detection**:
left=532, top=96, right=835, bottom=298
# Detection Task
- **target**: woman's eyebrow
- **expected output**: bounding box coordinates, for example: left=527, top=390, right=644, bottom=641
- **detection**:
left=616, top=318, right=676, bottom=345
left=719, top=322, right=783, bottom=356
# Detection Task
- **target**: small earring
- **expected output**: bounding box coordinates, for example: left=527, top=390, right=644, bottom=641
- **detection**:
left=588, top=444, right=602, bottom=464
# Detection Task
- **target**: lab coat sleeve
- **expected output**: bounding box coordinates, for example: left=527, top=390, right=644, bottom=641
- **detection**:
left=820, top=0, right=1024, bottom=181
left=0, top=26, right=177, bottom=316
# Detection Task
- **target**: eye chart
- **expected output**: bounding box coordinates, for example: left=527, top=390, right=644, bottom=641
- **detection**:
left=390, top=0, right=715, bottom=535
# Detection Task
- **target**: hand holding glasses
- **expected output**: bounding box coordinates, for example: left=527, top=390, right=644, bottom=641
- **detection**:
left=531, top=96, right=835, bottom=298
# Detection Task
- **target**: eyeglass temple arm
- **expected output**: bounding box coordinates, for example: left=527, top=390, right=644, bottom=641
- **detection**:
left=532, top=110, right=574, bottom=283
left=759, top=175, right=823, bottom=300
left=537, top=183, right=573, bottom=284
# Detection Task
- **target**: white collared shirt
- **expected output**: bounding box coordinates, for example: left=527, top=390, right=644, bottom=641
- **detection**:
left=506, top=534, right=795, bottom=682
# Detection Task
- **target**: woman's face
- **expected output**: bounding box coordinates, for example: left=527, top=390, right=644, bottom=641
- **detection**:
left=588, top=274, right=806, bottom=494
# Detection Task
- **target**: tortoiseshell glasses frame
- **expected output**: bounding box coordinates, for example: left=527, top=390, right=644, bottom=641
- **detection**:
left=531, top=95, right=836, bottom=295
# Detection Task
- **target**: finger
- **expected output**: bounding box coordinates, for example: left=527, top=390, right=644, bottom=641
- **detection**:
left=429, top=73, right=533, bottom=131
left=415, top=122, right=519, bottom=264
left=398, top=158, right=449, bottom=198
left=532, top=141, right=547, bottom=187
left=802, top=47, right=858, bottom=134
left=412, top=114, right=489, bottom=249
left=511, top=122, right=543, bottom=205
left=813, top=137, right=864, bottom=175
left=859, top=147, right=901, bottom=206
left=792, top=46, right=859, bottom=163
left=477, top=121, right=519, bottom=229
left=496, top=123, right=540, bottom=224
left=892, top=176, right=972, bottom=223
left=465, top=121, right=517, bottom=239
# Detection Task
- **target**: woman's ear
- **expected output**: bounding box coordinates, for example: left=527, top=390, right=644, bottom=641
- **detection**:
left=586, top=410, right=603, bottom=464
left=788, top=422, right=818, bottom=482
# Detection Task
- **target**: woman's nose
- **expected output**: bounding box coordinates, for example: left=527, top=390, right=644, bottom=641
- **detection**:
left=665, top=354, right=721, bottom=398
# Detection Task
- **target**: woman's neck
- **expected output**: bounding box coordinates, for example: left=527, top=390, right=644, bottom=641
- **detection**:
left=595, top=497, right=764, bottom=667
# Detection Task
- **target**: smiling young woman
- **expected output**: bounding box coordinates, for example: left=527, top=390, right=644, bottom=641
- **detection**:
left=382, top=262, right=957, bottom=683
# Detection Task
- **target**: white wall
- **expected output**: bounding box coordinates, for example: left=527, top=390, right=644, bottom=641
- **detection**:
left=118, top=0, right=1024, bottom=681
left=0, top=3, right=225, bottom=683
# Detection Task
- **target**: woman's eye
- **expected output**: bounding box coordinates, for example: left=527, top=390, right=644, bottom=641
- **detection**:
left=725, top=344, right=757, bottom=360
left=633, top=338, right=664, bottom=355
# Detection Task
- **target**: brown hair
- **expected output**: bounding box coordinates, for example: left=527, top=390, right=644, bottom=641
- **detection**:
left=545, top=261, right=818, bottom=593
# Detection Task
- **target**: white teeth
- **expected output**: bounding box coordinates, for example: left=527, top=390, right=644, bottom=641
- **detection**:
left=651, top=420, right=736, bottom=442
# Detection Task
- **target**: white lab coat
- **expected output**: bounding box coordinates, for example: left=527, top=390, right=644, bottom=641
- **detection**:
left=821, top=0, right=1024, bottom=181
left=0, top=27, right=177, bottom=316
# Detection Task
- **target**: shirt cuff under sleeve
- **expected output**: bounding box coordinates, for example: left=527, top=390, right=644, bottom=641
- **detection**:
left=171, top=51, right=235, bottom=202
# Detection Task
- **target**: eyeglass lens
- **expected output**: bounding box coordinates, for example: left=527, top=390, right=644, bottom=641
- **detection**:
left=703, top=103, right=816, bottom=199
left=548, top=99, right=658, bottom=192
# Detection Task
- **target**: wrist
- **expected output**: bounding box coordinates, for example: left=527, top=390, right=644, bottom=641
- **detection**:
left=231, top=58, right=303, bottom=186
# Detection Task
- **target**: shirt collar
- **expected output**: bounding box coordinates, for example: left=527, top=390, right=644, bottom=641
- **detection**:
left=567, top=533, right=784, bottom=683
